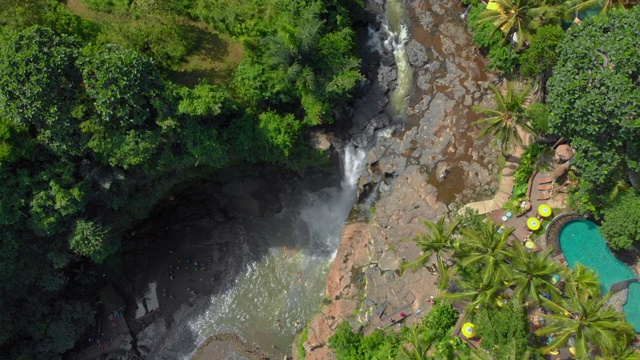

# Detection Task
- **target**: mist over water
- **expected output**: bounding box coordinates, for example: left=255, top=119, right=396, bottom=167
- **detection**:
left=166, top=145, right=367, bottom=359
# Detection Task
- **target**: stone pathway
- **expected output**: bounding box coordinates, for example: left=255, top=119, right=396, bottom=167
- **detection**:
left=460, top=129, right=531, bottom=215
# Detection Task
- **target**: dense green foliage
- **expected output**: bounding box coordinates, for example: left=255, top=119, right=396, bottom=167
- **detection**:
left=600, top=190, right=640, bottom=250
left=467, top=4, right=519, bottom=74
left=403, top=215, right=638, bottom=358
left=328, top=302, right=462, bottom=360
left=475, top=303, right=543, bottom=360
left=519, top=24, right=564, bottom=78
left=511, top=142, right=544, bottom=200
left=0, top=0, right=363, bottom=357
left=547, top=7, right=640, bottom=214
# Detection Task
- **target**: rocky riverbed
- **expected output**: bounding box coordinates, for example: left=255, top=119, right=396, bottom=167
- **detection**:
left=300, top=0, right=500, bottom=357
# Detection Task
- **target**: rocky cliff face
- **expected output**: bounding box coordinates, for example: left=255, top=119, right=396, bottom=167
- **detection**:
left=300, top=0, right=499, bottom=357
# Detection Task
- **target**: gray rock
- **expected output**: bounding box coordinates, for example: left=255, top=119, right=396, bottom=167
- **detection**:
left=435, top=162, right=451, bottom=181
left=378, top=250, right=400, bottom=271
left=352, top=133, right=371, bottom=148
left=378, top=154, right=407, bottom=176
left=406, top=39, right=430, bottom=68
left=370, top=113, right=391, bottom=129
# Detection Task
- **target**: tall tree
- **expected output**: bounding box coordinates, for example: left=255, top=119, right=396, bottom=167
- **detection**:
left=401, top=217, right=460, bottom=288
left=459, top=220, right=513, bottom=282
left=537, top=280, right=634, bottom=358
left=508, top=242, right=562, bottom=304
left=546, top=7, right=640, bottom=213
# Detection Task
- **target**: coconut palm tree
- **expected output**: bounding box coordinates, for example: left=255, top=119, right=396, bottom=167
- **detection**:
left=536, top=287, right=634, bottom=358
left=401, top=217, right=460, bottom=288
left=472, top=82, right=536, bottom=155
left=459, top=220, right=513, bottom=282
left=480, top=0, right=561, bottom=49
left=440, top=271, right=507, bottom=314
left=596, top=348, right=640, bottom=360
left=507, top=242, right=562, bottom=304
left=564, top=263, right=602, bottom=300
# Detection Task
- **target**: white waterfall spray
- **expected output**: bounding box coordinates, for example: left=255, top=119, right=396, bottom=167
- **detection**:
left=341, top=143, right=367, bottom=191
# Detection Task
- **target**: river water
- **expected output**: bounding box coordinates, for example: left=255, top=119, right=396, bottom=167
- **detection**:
left=168, top=145, right=367, bottom=359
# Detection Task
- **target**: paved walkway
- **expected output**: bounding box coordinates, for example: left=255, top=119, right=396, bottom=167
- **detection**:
left=460, top=130, right=531, bottom=215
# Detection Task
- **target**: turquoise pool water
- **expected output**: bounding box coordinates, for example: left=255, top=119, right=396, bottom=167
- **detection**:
left=559, top=219, right=640, bottom=332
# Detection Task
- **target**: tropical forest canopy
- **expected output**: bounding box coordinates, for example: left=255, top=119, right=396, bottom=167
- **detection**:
left=0, top=0, right=362, bottom=358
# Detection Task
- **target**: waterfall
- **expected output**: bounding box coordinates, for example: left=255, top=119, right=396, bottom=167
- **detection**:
left=150, top=143, right=370, bottom=360
left=341, top=143, right=367, bottom=191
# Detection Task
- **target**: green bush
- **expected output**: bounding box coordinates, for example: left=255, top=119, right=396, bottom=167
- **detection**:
left=328, top=321, right=363, bottom=359
left=526, top=103, right=550, bottom=136
left=475, top=303, right=543, bottom=360
left=519, top=25, right=565, bottom=78
left=512, top=143, right=545, bottom=199
left=486, top=44, right=519, bottom=75
left=467, top=5, right=501, bottom=48
left=420, top=302, right=459, bottom=342
left=600, top=190, right=640, bottom=250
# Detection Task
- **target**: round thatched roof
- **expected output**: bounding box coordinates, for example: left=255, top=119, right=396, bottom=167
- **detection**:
left=556, top=144, right=574, bottom=161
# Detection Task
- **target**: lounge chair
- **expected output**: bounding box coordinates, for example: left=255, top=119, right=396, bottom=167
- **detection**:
left=536, top=192, right=551, bottom=201
left=538, top=183, right=553, bottom=191
left=537, top=176, right=552, bottom=184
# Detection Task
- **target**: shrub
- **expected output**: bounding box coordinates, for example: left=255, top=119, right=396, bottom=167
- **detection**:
left=600, top=190, right=640, bottom=250
left=475, top=303, right=543, bottom=360
left=519, top=25, right=565, bottom=78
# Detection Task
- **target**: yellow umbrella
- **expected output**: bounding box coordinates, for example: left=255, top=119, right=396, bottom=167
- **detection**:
left=525, top=240, right=536, bottom=249
left=527, top=217, right=541, bottom=231
left=486, top=0, right=502, bottom=11
left=538, top=204, right=552, bottom=218
left=461, top=322, right=475, bottom=338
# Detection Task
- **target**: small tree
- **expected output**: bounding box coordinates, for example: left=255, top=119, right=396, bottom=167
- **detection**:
left=69, top=220, right=119, bottom=263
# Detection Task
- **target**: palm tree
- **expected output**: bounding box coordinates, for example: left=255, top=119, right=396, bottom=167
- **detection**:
left=507, top=242, right=562, bottom=304
left=459, top=220, right=513, bottom=282
left=564, top=263, right=602, bottom=300
left=440, top=271, right=507, bottom=314
left=397, top=326, right=432, bottom=360
left=596, top=348, right=640, bottom=360
left=472, top=82, right=535, bottom=155
left=401, top=217, right=460, bottom=288
left=536, top=287, right=634, bottom=358
left=480, top=0, right=561, bottom=49
left=562, top=0, right=639, bottom=17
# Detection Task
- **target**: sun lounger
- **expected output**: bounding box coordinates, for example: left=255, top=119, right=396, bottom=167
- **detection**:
left=537, top=176, right=552, bottom=184
left=538, top=183, right=553, bottom=191
left=536, top=192, right=551, bottom=201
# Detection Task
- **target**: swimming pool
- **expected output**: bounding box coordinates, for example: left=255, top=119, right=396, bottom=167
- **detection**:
left=559, top=219, right=640, bottom=332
